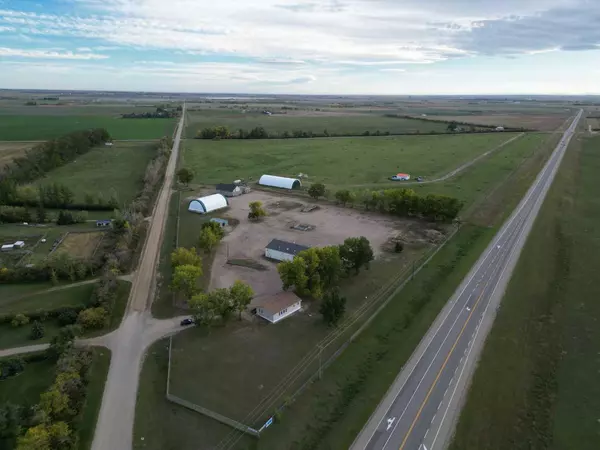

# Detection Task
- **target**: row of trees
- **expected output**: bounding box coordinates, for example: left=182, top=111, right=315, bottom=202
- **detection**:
left=189, top=280, right=254, bottom=326
left=0, top=251, right=95, bottom=285
left=323, top=187, right=462, bottom=222
left=278, top=237, right=374, bottom=325
left=0, top=128, right=110, bottom=185
left=122, top=107, right=178, bottom=119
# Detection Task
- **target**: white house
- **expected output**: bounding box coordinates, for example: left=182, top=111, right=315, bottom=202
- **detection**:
left=495, top=126, right=505, bottom=131
left=259, top=174, right=302, bottom=190
left=188, top=194, right=229, bottom=214
left=265, top=239, right=310, bottom=262
left=256, top=292, right=302, bottom=324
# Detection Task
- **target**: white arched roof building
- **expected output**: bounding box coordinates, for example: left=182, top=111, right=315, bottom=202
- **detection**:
left=259, top=174, right=302, bottom=190
left=188, top=194, right=229, bottom=214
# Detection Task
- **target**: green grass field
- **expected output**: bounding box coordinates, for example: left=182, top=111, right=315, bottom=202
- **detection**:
left=0, top=355, right=56, bottom=408
left=184, top=110, right=451, bottom=138
left=182, top=133, right=519, bottom=189
left=30, top=141, right=157, bottom=204
left=451, top=134, right=600, bottom=450
left=0, top=282, right=94, bottom=315
left=0, top=115, right=176, bottom=141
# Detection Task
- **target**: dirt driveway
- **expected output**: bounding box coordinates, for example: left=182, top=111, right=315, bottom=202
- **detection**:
left=209, top=191, right=405, bottom=299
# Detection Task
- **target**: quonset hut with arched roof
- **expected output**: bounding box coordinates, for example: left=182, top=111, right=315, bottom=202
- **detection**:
left=259, top=174, right=302, bottom=189
left=188, top=194, right=229, bottom=214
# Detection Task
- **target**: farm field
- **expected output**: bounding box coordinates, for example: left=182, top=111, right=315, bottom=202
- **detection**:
left=0, top=282, right=94, bottom=315
left=451, top=134, right=600, bottom=450
left=0, top=141, right=31, bottom=165
left=30, top=141, right=157, bottom=204
left=183, top=133, right=519, bottom=189
left=184, top=109, right=450, bottom=138
left=57, top=231, right=105, bottom=259
left=0, top=114, right=176, bottom=141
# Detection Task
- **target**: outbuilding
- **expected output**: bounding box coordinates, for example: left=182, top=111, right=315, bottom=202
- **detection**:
left=495, top=126, right=505, bottom=131
left=1, top=244, right=14, bottom=252
left=188, top=194, right=229, bottom=214
left=96, top=219, right=112, bottom=228
left=256, top=291, right=302, bottom=324
left=259, top=175, right=302, bottom=190
left=216, top=183, right=242, bottom=197
left=265, top=239, right=310, bottom=262
left=210, top=218, right=229, bottom=228
left=13, top=241, right=25, bottom=249
left=390, top=173, right=410, bottom=181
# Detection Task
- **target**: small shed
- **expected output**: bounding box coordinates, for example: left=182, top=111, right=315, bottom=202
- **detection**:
left=495, top=126, right=505, bottom=131
left=1, top=244, right=14, bottom=252
left=259, top=175, right=302, bottom=190
left=210, top=218, right=229, bottom=228
left=96, top=220, right=112, bottom=228
left=13, top=241, right=25, bottom=249
left=216, top=183, right=242, bottom=197
left=188, top=194, right=229, bottom=214
left=265, top=239, right=310, bottom=262
left=256, top=292, right=302, bottom=323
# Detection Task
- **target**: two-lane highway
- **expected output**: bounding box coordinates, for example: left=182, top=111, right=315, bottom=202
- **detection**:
left=351, top=109, right=583, bottom=450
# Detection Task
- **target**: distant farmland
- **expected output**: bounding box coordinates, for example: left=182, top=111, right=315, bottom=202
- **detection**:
left=0, top=142, right=31, bottom=165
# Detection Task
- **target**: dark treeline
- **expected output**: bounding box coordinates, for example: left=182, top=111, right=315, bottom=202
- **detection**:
left=1, top=128, right=110, bottom=184
left=336, top=187, right=463, bottom=222
left=195, top=123, right=524, bottom=141
left=384, top=114, right=531, bottom=132
left=122, top=106, right=180, bottom=119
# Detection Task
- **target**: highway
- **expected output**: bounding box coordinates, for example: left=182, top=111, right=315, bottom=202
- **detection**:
left=351, top=109, right=583, bottom=450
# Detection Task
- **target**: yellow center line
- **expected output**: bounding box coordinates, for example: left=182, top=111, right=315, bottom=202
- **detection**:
left=397, top=278, right=492, bottom=450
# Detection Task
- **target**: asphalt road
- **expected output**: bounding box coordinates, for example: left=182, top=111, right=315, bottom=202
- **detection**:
left=351, top=109, right=583, bottom=450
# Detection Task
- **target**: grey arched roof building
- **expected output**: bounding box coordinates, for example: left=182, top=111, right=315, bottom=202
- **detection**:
left=258, top=174, right=301, bottom=189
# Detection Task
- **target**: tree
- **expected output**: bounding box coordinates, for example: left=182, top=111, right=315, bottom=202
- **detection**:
left=198, top=227, right=220, bottom=253
left=36, top=206, right=47, bottom=224
left=339, top=236, right=374, bottom=274
left=229, top=280, right=254, bottom=319
left=16, top=424, right=51, bottom=450
left=201, top=221, right=225, bottom=240
left=11, top=313, right=29, bottom=327
left=248, top=201, right=267, bottom=221
left=171, top=247, right=202, bottom=269
left=394, top=241, right=404, bottom=253
left=48, top=325, right=79, bottom=358
left=176, top=168, right=194, bottom=186
left=447, top=121, right=458, bottom=132
left=57, top=309, right=78, bottom=327
left=29, top=321, right=44, bottom=340
left=0, top=403, right=22, bottom=449
left=320, top=288, right=346, bottom=326
left=170, top=264, right=202, bottom=300
left=308, top=183, right=326, bottom=200
left=334, top=189, right=354, bottom=206
left=77, top=307, right=108, bottom=330
left=47, top=422, right=72, bottom=449
left=190, top=288, right=234, bottom=325
left=39, top=388, right=70, bottom=419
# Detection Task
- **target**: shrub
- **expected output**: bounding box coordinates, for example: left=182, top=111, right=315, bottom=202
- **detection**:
left=57, top=309, right=79, bottom=327
left=77, top=307, right=108, bottom=330
left=11, top=313, right=30, bottom=327
left=29, top=321, right=45, bottom=340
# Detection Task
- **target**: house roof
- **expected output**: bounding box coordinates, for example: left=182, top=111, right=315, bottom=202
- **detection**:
left=216, top=183, right=238, bottom=192
left=257, top=291, right=301, bottom=315
left=266, top=239, right=309, bottom=256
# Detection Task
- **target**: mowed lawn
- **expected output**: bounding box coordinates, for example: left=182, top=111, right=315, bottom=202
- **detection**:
left=0, top=283, right=95, bottom=316
left=0, top=115, right=176, bottom=140
left=184, top=110, right=450, bottom=138
left=183, top=133, right=518, bottom=189
left=30, top=141, right=157, bottom=204
left=451, top=134, right=600, bottom=450
left=0, top=355, right=56, bottom=408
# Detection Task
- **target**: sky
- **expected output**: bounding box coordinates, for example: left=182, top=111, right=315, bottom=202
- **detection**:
left=0, top=0, right=599, bottom=94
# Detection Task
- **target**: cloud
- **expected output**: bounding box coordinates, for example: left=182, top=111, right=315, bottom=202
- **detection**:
left=0, top=47, right=109, bottom=59
left=380, top=68, right=406, bottom=72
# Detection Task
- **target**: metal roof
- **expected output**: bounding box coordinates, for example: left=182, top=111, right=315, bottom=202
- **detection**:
left=259, top=174, right=301, bottom=189
left=188, top=194, right=229, bottom=213
left=216, top=183, right=238, bottom=192
left=266, top=239, right=309, bottom=255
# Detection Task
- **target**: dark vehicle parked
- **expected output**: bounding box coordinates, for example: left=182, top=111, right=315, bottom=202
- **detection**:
left=180, top=318, right=194, bottom=326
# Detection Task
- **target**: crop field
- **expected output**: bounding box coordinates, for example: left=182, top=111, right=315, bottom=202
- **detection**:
left=430, top=113, right=570, bottom=131
left=183, top=133, right=518, bottom=189
left=184, top=109, right=450, bottom=138
left=451, top=134, right=600, bottom=450
left=56, top=231, right=105, bottom=259
left=30, top=141, right=157, bottom=204
left=0, top=141, right=31, bottom=165
left=0, top=114, right=176, bottom=141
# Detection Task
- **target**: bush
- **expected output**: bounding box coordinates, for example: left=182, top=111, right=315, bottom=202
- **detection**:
left=29, top=321, right=45, bottom=340
left=77, top=307, right=108, bottom=330
left=57, top=309, right=79, bottom=327
left=11, top=313, right=30, bottom=327
left=0, top=358, right=25, bottom=380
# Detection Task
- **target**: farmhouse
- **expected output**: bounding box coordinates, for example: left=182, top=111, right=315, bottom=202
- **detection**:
left=259, top=175, right=302, bottom=190
left=256, top=291, right=302, bottom=323
left=216, top=183, right=242, bottom=197
left=188, top=194, right=229, bottom=214
left=265, top=239, right=310, bottom=262
left=495, top=126, right=505, bottom=131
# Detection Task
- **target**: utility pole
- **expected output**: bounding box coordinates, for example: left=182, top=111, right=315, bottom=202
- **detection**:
left=318, top=344, right=323, bottom=380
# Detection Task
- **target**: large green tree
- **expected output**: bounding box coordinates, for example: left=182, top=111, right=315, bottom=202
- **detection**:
left=170, top=264, right=202, bottom=299
left=229, top=280, right=254, bottom=319
left=171, top=247, right=202, bottom=269
left=308, top=183, right=326, bottom=200
left=320, top=288, right=346, bottom=326
left=176, top=168, right=194, bottom=186
left=339, top=236, right=374, bottom=274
